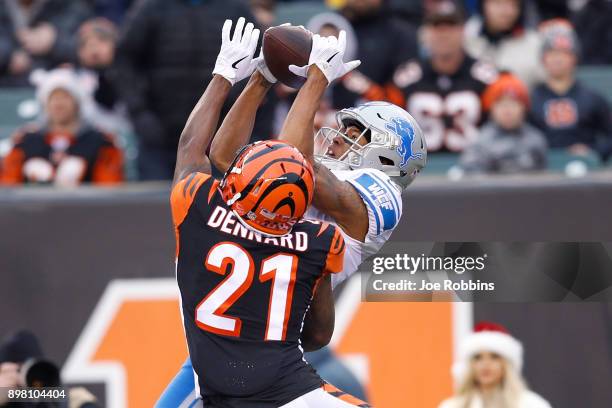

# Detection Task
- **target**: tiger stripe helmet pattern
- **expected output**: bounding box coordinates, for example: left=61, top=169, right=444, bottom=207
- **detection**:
left=220, top=140, right=315, bottom=236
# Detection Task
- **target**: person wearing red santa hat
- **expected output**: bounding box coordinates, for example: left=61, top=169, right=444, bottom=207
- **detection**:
left=438, top=321, right=552, bottom=408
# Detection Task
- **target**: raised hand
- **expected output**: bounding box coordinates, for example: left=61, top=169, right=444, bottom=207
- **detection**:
left=213, top=17, right=260, bottom=85
left=288, top=30, right=361, bottom=85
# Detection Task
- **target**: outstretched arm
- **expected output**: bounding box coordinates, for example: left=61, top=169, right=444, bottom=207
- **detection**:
left=278, top=67, right=327, bottom=161
left=173, top=76, right=232, bottom=184
left=278, top=33, right=368, bottom=240
left=279, top=31, right=359, bottom=160
left=209, top=70, right=274, bottom=172
left=173, top=17, right=260, bottom=185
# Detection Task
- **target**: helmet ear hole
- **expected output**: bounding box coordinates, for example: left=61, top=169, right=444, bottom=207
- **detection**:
left=379, top=156, right=394, bottom=166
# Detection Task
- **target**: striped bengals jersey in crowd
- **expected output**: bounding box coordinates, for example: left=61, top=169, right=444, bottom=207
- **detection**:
left=170, top=172, right=345, bottom=407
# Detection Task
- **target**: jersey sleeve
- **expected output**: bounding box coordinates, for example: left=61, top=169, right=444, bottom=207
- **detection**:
left=170, top=172, right=212, bottom=228
left=324, top=226, right=346, bottom=275
left=342, top=168, right=403, bottom=239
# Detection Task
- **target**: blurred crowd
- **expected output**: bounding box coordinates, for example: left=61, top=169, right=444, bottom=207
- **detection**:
left=0, top=0, right=611, bottom=185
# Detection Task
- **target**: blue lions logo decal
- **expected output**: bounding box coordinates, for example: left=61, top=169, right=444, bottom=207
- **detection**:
left=385, top=117, right=423, bottom=167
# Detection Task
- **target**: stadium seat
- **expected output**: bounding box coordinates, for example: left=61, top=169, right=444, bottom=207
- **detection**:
left=422, top=153, right=460, bottom=175
left=0, top=87, right=35, bottom=140
left=576, top=66, right=612, bottom=104
left=547, top=148, right=601, bottom=172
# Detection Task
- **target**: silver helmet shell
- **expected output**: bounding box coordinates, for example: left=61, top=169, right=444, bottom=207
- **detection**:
left=314, top=101, right=427, bottom=188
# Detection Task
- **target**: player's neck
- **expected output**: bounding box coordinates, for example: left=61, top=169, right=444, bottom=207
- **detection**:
left=430, top=50, right=464, bottom=76
left=547, top=74, right=575, bottom=95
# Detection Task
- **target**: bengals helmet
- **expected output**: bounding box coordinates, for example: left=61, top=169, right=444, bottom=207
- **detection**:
left=220, top=140, right=315, bottom=236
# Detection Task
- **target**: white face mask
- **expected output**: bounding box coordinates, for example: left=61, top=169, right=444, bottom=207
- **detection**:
left=314, top=125, right=369, bottom=170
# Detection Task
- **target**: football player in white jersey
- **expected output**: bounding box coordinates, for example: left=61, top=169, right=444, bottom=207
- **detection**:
left=156, top=21, right=426, bottom=407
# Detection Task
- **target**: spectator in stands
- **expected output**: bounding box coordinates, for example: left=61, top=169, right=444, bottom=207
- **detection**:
left=387, top=0, right=423, bottom=25
left=308, top=11, right=405, bottom=110
left=392, top=0, right=498, bottom=153
left=90, top=0, right=135, bottom=25
left=0, top=330, right=99, bottom=407
left=534, top=0, right=570, bottom=21
left=250, top=0, right=276, bottom=29
left=438, top=322, right=552, bottom=408
left=112, top=0, right=257, bottom=180
left=464, top=0, right=543, bottom=87
left=0, top=68, right=123, bottom=186
left=0, top=330, right=43, bottom=392
left=572, top=0, right=612, bottom=65
left=0, top=0, right=92, bottom=87
left=460, top=73, right=547, bottom=173
left=333, top=0, right=418, bottom=109
left=531, top=22, right=612, bottom=162
left=77, top=17, right=130, bottom=136
left=271, top=14, right=350, bottom=137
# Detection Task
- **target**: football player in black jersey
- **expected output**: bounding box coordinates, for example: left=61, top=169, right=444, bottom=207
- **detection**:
left=391, top=0, right=497, bottom=153
left=165, top=18, right=370, bottom=408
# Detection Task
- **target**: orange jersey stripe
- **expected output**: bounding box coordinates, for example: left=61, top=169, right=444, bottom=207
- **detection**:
left=170, top=172, right=211, bottom=228
left=170, top=172, right=211, bottom=257
left=324, top=228, right=345, bottom=274
left=322, top=383, right=370, bottom=407
left=208, top=180, right=219, bottom=203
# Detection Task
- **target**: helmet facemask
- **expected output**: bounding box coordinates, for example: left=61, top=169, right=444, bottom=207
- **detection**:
left=314, top=112, right=400, bottom=176
left=315, top=102, right=427, bottom=188
left=314, top=116, right=372, bottom=171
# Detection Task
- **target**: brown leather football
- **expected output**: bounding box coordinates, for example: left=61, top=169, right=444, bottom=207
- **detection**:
left=262, top=25, right=313, bottom=89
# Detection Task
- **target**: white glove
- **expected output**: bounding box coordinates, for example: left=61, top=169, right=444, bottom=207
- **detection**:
left=288, top=30, right=361, bottom=85
left=213, top=17, right=260, bottom=85
left=252, top=48, right=277, bottom=84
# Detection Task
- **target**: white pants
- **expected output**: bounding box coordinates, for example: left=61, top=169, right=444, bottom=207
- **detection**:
left=280, top=385, right=370, bottom=408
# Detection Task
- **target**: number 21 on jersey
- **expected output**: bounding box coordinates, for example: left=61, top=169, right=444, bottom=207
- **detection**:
left=196, top=242, right=298, bottom=341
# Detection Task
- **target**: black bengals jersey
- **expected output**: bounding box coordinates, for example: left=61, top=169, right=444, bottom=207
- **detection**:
left=392, top=56, right=498, bottom=153
left=170, top=172, right=345, bottom=408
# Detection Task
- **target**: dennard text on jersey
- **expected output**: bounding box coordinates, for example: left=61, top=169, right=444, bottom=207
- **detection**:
left=207, top=205, right=310, bottom=251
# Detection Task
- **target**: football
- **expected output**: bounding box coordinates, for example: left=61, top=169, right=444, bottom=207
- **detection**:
left=262, top=25, right=313, bottom=89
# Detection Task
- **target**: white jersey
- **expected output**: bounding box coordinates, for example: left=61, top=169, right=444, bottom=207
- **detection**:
left=304, top=168, right=403, bottom=288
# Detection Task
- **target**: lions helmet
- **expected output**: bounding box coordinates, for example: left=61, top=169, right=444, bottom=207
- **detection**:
left=314, top=101, right=427, bottom=188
